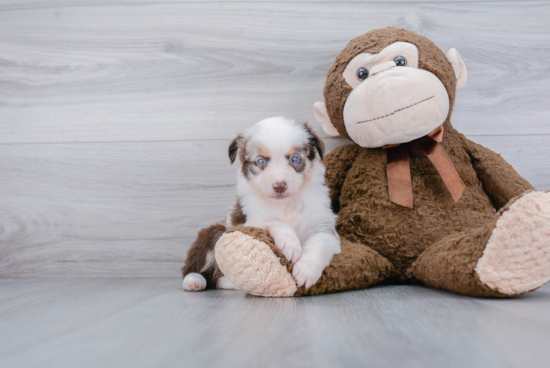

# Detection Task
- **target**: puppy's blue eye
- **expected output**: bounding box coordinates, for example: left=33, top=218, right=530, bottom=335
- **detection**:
left=289, top=155, right=299, bottom=164
left=257, top=157, right=266, bottom=165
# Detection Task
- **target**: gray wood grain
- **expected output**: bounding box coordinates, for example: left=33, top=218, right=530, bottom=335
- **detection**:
left=0, top=140, right=235, bottom=277
left=0, top=0, right=521, bottom=11
left=1, top=0, right=549, bottom=278
left=1, top=136, right=548, bottom=277
left=0, top=1, right=549, bottom=144
left=0, top=279, right=549, bottom=368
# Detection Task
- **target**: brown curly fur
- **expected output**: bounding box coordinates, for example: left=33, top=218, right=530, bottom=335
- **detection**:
left=321, top=28, right=534, bottom=296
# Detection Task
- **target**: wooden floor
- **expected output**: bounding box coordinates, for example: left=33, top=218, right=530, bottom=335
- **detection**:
left=0, top=279, right=549, bottom=368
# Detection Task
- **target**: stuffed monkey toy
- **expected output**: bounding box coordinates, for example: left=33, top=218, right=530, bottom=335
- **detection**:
left=194, top=27, right=550, bottom=297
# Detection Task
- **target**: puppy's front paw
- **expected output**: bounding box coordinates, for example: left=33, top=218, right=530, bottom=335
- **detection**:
left=292, top=259, right=324, bottom=289
left=272, top=232, right=302, bottom=263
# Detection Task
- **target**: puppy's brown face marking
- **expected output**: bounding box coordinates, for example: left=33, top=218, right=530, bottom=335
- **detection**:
left=239, top=141, right=271, bottom=180
left=287, top=124, right=324, bottom=174
left=237, top=138, right=252, bottom=179
left=230, top=135, right=260, bottom=180
left=287, top=146, right=308, bottom=174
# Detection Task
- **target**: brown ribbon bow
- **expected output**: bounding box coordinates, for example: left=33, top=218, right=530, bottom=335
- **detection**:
left=384, top=125, right=465, bottom=208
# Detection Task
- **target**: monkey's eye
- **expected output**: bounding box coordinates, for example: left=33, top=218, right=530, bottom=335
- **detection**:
left=257, top=157, right=266, bottom=165
left=394, top=56, right=407, bottom=67
left=356, top=67, right=369, bottom=81
left=289, top=155, right=299, bottom=164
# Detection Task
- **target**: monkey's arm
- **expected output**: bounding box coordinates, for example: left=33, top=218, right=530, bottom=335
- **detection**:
left=324, top=144, right=361, bottom=213
left=463, top=137, right=534, bottom=210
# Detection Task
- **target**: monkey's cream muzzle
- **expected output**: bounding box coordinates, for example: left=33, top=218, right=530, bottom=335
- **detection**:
left=343, top=61, right=450, bottom=148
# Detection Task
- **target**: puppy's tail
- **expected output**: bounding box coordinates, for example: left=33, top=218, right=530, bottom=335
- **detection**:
left=182, top=222, right=226, bottom=289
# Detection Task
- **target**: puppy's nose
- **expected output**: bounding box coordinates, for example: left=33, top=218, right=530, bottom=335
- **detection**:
left=273, top=181, right=287, bottom=193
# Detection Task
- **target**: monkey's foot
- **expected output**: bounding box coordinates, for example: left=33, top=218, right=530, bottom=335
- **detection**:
left=215, top=227, right=298, bottom=297
left=476, top=191, right=550, bottom=295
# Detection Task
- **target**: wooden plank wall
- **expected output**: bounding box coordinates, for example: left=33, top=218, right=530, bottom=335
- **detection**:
left=1, top=0, right=549, bottom=277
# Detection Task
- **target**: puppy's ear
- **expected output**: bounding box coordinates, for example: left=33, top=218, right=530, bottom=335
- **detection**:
left=228, top=134, right=243, bottom=164
left=303, top=123, right=325, bottom=161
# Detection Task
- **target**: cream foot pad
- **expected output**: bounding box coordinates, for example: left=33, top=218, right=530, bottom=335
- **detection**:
left=215, top=230, right=297, bottom=297
left=476, top=191, right=550, bottom=295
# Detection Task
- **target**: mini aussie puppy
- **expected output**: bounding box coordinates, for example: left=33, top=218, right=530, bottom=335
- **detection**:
left=182, top=116, right=340, bottom=291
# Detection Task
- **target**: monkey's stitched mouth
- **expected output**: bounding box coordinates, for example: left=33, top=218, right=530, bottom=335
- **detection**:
left=355, top=95, right=435, bottom=125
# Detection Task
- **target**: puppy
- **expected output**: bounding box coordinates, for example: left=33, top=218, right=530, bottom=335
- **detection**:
left=182, top=116, right=340, bottom=291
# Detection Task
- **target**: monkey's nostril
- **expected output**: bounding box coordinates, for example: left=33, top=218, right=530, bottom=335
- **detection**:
left=273, top=181, right=287, bottom=193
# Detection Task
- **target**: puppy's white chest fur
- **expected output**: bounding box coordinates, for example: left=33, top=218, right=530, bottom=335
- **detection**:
left=245, top=196, right=308, bottom=239
left=240, top=181, right=332, bottom=242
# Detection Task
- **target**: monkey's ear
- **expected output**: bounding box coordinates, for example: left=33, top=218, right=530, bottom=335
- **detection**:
left=446, top=48, right=467, bottom=91
left=228, top=134, right=243, bottom=164
left=313, top=102, right=340, bottom=137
